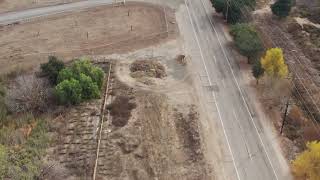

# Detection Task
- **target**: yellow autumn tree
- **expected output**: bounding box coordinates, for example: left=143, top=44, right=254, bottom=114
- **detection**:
left=292, top=141, right=320, bottom=180
left=261, top=48, right=288, bottom=79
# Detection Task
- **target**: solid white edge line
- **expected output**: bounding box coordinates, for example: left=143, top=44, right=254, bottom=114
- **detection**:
left=184, top=0, right=241, bottom=180
left=198, top=0, right=279, bottom=179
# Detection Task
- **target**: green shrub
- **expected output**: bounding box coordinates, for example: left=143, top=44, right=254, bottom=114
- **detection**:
left=230, top=23, right=263, bottom=63
left=79, top=73, right=100, bottom=100
left=55, top=58, right=104, bottom=105
left=57, top=68, right=74, bottom=83
left=55, top=79, right=82, bottom=105
left=40, top=56, right=65, bottom=85
left=271, top=0, right=292, bottom=18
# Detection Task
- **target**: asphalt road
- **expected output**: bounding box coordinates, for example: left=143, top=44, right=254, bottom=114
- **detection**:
left=0, top=0, right=113, bottom=25
left=184, top=0, right=292, bottom=179
left=0, top=0, right=292, bottom=179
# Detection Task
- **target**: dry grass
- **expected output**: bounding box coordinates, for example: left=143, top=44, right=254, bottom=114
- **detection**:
left=0, top=2, right=171, bottom=75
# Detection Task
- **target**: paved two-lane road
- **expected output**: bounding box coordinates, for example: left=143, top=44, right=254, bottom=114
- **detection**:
left=184, top=0, right=292, bottom=179
left=0, top=0, right=113, bottom=25
left=0, top=0, right=292, bottom=179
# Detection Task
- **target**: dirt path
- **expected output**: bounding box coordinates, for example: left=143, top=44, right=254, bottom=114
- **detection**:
left=0, top=0, right=82, bottom=14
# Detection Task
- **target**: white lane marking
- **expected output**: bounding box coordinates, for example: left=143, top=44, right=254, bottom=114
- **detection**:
left=232, top=109, right=253, bottom=160
left=222, top=78, right=226, bottom=88
left=184, top=1, right=241, bottom=180
left=213, top=55, right=217, bottom=64
left=198, top=0, right=279, bottom=179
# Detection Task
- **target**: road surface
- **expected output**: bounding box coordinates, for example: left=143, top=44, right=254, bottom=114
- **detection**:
left=0, top=0, right=113, bottom=25
left=0, top=0, right=292, bottom=179
left=183, top=0, right=292, bottom=179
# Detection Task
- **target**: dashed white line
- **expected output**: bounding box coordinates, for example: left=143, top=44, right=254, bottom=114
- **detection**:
left=198, top=0, right=279, bottom=179
left=232, top=109, right=253, bottom=160
left=184, top=0, right=241, bottom=180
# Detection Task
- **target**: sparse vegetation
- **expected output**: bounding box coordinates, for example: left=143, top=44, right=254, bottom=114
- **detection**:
left=5, top=75, right=51, bottom=113
left=0, top=83, right=6, bottom=122
left=0, top=116, right=49, bottom=179
left=230, top=23, right=263, bottom=63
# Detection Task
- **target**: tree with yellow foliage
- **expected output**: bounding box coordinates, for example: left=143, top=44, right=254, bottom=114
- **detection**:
left=261, top=48, right=288, bottom=79
left=292, top=141, right=320, bottom=180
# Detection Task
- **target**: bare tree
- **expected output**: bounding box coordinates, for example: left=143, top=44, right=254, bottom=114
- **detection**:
left=6, top=74, right=52, bottom=113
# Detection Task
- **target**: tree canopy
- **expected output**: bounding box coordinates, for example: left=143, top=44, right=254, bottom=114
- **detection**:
left=292, top=141, right=320, bottom=180
left=252, top=60, right=264, bottom=84
left=271, top=0, right=292, bottom=18
left=55, top=58, right=104, bottom=105
left=40, top=56, right=65, bottom=85
left=230, top=23, right=263, bottom=63
left=210, top=0, right=256, bottom=23
left=261, top=48, right=288, bottom=78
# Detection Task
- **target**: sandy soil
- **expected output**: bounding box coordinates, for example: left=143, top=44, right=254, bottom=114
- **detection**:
left=0, top=2, right=177, bottom=75
left=0, top=0, right=82, bottom=13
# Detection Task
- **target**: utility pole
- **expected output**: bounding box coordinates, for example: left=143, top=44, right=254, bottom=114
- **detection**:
left=225, top=0, right=230, bottom=22
left=280, top=97, right=290, bottom=135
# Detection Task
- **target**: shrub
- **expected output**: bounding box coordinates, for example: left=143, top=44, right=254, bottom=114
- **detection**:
left=55, top=79, right=82, bottom=105
left=57, top=68, right=74, bottom=83
left=271, top=0, right=292, bottom=18
left=55, top=58, right=104, bottom=105
left=58, top=58, right=104, bottom=89
left=230, top=23, right=264, bottom=63
left=40, top=56, right=65, bottom=85
left=79, top=73, right=100, bottom=100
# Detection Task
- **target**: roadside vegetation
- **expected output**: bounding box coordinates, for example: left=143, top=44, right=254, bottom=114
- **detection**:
left=230, top=23, right=263, bottom=63
left=210, top=0, right=319, bottom=178
left=292, top=141, right=320, bottom=180
left=210, top=0, right=256, bottom=23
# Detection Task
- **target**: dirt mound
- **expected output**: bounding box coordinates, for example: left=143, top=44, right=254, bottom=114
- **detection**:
left=107, top=95, right=136, bottom=127
left=174, top=105, right=203, bottom=162
left=130, top=60, right=166, bottom=79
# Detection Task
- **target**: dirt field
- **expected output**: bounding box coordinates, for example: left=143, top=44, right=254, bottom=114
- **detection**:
left=43, top=44, right=212, bottom=179
left=0, top=0, right=81, bottom=13
left=0, top=2, right=177, bottom=75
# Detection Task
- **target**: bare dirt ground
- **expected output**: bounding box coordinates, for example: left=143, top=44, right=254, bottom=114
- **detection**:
left=0, top=2, right=177, bottom=75
left=0, top=0, right=81, bottom=14
left=35, top=2, right=213, bottom=179
left=43, top=41, right=213, bottom=179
